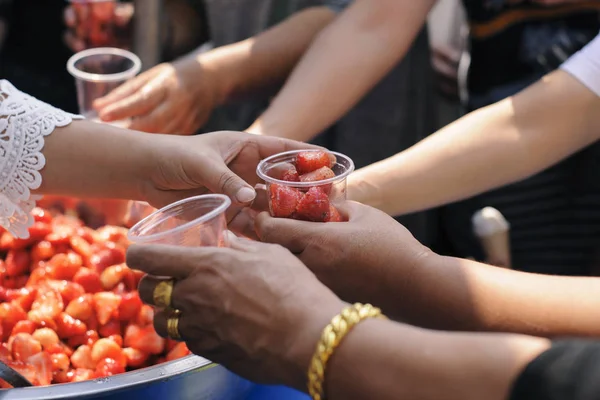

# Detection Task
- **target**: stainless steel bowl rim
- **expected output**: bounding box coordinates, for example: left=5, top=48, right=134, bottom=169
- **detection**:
left=0, top=355, right=213, bottom=399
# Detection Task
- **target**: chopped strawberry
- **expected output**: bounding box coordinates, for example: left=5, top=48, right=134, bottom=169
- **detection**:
left=326, top=205, right=343, bottom=222
left=27, top=351, right=53, bottom=386
left=5, top=360, right=38, bottom=385
left=0, top=302, right=27, bottom=340
left=6, top=287, right=37, bottom=311
left=73, top=267, right=103, bottom=293
left=95, top=357, right=126, bottom=377
left=107, top=334, right=123, bottom=347
left=98, top=319, right=121, bottom=338
left=65, top=294, right=94, bottom=321
left=89, top=247, right=125, bottom=274
left=269, top=184, right=303, bottom=218
left=5, top=250, right=31, bottom=277
left=45, top=342, right=74, bottom=357
left=70, top=367, right=95, bottom=382
left=295, top=151, right=334, bottom=174
left=32, top=208, right=53, bottom=224
left=68, top=330, right=99, bottom=348
left=10, top=333, right=42, bottom=361
left=50, top=352, right=70, bottom=372
left=299, top=166, right=335, bottom=183
left=281, top=169, right=300, bottom=182
left=32, top=328, right=60, bottom=349
left=31, top=241, right=56, bottom=263
left=100, top=264, right=127, bottom=290
left=55, top=312, right=87, bottom=338
left=93, top=292, right=121, bottom=325
left=166, top=342, right=191, bottom=362
left=91, top=338, right=125, bottom=365
left=122, top=347, right=149, bottom=368
left=49, top=253, right=82, bottom=280
left=295, top=187, right=330, bottom=222
left=11, top=320, right=36, bottom=336
left=135, top=304, right=154, bottom=327
left=70, top=345, right=96, bottom=370
left=70, top=235, right=92, bottom=260
left=118, top=292, right=142, bottom=322
left=125, top=324, right=165, bottom=355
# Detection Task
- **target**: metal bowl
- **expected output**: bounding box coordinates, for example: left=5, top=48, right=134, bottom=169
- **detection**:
left=0, top=356, right=253, bottom=400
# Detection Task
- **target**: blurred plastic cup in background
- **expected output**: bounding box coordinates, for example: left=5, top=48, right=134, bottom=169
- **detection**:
left=68, top=0, right=117, bottom=48
left=67, top=47, right=141, bottom=124
left=127, top=195, right=232, bottom=247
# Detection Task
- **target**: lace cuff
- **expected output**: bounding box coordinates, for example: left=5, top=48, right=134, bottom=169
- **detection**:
left=0, top=80, right=83, bottom=239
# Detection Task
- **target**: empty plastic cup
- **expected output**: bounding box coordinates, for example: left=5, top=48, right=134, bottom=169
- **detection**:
left=67, top=47, right=141, bottom=124
left=127, top=195, right=232, bottom=247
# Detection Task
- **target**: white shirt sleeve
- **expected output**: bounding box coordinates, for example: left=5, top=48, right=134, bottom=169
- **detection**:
left=560, top=32, right=600, bottom=97
left=0, top=80, right=82, bottom=238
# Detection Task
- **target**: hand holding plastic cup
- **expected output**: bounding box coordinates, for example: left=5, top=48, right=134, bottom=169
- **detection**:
left=127, top=195, right=232, bottom=247
left=68, top=0, right=117, bottom=48
left=256, top=150, right=354, bottom=223
left=67, top=47, right=141, bottom=124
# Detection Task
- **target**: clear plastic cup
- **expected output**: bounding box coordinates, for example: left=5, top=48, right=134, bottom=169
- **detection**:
left=67, top=47, right=141, bottom=123
left=256, top=150, right=354, bottom=222
left=68, top=0, right=118, bottom=48
left=127, top=195, right=232, bottom=247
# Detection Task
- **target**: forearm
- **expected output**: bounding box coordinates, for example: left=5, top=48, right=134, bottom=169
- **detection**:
left=387, top=254, right=600, bottom=337
left=247, top=0, right=435, bottom=141
left=183, top=6, right=336, bottom=106
left=349, top=70, right=600, bottom=216
left=34, top=121, right=154, bottom=201
left=325, top=319, right=549, bottom=400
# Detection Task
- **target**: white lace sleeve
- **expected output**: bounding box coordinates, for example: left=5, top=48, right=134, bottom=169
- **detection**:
left=0, top=80, right=83, bottom=239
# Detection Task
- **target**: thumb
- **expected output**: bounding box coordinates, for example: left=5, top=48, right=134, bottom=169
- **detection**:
left=200, top=156, right=256, bottom=205
left=224, top=230, right=260, bottom=252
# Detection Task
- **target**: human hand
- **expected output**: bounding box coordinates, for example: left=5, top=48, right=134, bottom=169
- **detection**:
left=63, top=2, right=133, bottom=52
left=254, top=201, right=433, bottom=314
left=93, top=58, right=217, bottom=135
left=140, top=131, right=318, bottom=211
left=129, top=233, right=344, bottom=389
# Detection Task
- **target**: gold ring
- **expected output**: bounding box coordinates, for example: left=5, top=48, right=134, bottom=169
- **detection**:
left=167, top=309, right=182, bottom=340
left=153, top=280, right=174, bottom=308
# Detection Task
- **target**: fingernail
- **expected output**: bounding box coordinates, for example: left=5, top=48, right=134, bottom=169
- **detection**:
left=235, top=187, right=256, bottom=203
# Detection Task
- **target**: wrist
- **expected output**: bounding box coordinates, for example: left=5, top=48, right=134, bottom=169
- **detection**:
left=282, top=296, right=346, bottom=391
left=195, top=47, right=238, bottom=107
left=347, top=172, right=384, bottom=210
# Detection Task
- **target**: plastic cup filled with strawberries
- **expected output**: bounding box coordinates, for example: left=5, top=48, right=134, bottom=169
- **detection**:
left=69, top=0, right=117, bottom=48
left=257, top=149, right=355, bottom=222
left=0, top=207, right=191, bottom=388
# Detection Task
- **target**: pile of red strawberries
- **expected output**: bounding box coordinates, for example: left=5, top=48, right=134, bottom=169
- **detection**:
left=0, top=208, right=190, bottom=388
left=268, top=151, right=343, bottom=222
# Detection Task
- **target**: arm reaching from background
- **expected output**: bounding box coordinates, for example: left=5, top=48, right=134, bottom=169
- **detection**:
left=247, top=0, right=436, bottom=140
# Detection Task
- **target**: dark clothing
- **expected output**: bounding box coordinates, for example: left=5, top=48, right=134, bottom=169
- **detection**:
left=438, top=1, right=600, bottom=274
left=511, top=340, right=600, bottom=400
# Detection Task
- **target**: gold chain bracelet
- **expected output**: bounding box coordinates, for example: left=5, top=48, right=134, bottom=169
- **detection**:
left=307, top=303, right=387, bottom=400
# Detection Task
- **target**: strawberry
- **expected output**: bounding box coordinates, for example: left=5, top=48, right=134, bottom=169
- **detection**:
left=5, top=250, right=31, bottom=277
left=65, top=294, right=94, bottom=321
left=6, top=287, right=37, bottom=311
left=281, top=169, right=300, bottom=182
left=10, top=333, right=42, bottom=361
left=125, top=324, right=165, bottom=355
left=295, top=151, right=334, bottom=174
left=11, top=320, right=36, bottom=336
left=166, top=342, right=191, bottom=362
left=326, top=205, right=343, bottom=222
left=49, top=253, right=83, bottom=280
left=89, top=247, right=125, bottom=274
left=32, top=207, right=53, bottom=224
left=299, top=166, right=335, bottom=183
left=295, top=187, right=330, bottom=222
left=98, top=319, right=121, bottom=338
left=26, top=351, right=53, bottom=386
left=32, top=328, right=60, bottom=349
left=107, top=334, right=123, bottom=347
left=100, top=264, right=127, bottom=290
left=118, top=292, right=142, bottom=322
left=70, top=368, right=95, bottom=382
left=73, top=267, right=103, bottom=293
left=31, top=241, right=56, bottom=263
left=135, top=304, right=154, bottom=327
left=55, top=312, right=87, bottom=338
left=93, top=292, right=121, bottom=325
left=269, top=184, right=303, bottom=218
left=0, top=302, right=27, bottom=340
left=50, top=352, right=70, bottom=372
left=68, top=330, right=99, bottom=348
left=70, top=345, right=96, bottom=370
left=95, top=357, right=125, bottom=377
left=122, top=347, right=149, bottom=368
left=91, top=338, right=125, bottom=365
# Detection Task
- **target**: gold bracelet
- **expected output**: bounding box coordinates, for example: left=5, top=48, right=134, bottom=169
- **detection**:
left=307, top=303, right=386, bottom=400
